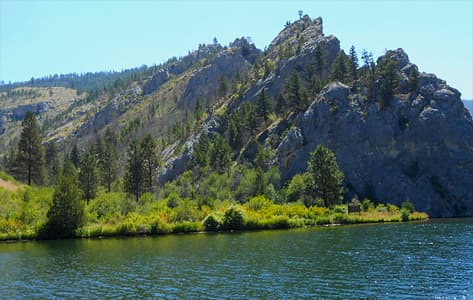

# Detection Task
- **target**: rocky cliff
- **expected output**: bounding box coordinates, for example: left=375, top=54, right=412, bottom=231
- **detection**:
left=158, top=17, right=473, bottom=217
left=276, top=67, right=473, bottom=217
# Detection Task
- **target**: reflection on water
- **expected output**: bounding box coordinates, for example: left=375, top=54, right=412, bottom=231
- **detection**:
left=1, top=219, right=472, bottom=299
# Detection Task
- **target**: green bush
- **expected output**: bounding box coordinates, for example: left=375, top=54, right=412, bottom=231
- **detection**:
left=316, top=215, right=332, bottom=225
left=401, top=200, right=415, bottom=213
left=222, top=206, right=245, bottom=231
left=333, top=205, right=347, bottom=214
left=203, top=214, right=221, bottom=231
left=400, top=209, right=410, bottom=222
left=246, top=195, right=272, bottom=211
left=361, top=198, right=375, bottom=212
left=173, top=221, right=203, bottom=233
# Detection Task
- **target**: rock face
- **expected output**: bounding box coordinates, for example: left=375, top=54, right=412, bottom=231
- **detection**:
left=153, top=16, right=473, bottom=217
left=179, top=40, right=259, bottom=110
left=143, top=69, right=169, bottom=95
left=276, top=71, right=473, bottom=217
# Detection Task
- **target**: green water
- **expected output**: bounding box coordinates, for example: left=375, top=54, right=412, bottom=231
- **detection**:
left=1, top=219, right=472, bottom=299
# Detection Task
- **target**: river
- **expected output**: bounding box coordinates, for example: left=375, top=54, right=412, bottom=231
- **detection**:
left=1, top=219, right=472, bottom=299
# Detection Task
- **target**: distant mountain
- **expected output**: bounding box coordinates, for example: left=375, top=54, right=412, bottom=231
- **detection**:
left=463, top=100, right=473, bottom=114
left=1, top=15, right=472, bottom=217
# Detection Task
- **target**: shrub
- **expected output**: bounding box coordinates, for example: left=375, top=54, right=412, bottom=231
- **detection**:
left=361, top=198, right=375, bottom=212
left=222, top=206, right=245, bottom=231
left=333, top=205, right=347, bottom=214
left=375, top=204, right=388, bottom=213
left=408, top=212, right=428, bottom=221
left=316, top=215, right=332, bottom=225
left=246, top=195, right=272, bottom=211
left=203, top=214, right=221, bottom=231
left=166, top=192, right=180, bottom=209
left=387, top=204, right=400, bottom=213
left=401, top=200, right=415, bottom=213
left=173, top=221, right=203, bottom=233
left=400, top=209, right=410, bottom=222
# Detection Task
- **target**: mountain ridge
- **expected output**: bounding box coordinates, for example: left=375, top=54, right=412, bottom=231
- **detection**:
left=1, top=15, right=472, bottom=217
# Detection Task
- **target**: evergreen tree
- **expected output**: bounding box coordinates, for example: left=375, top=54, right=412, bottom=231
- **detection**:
left=194, top=98, right=203, bottom=122
left=285, top=71, right=307, bottom=113
left=256, top=88, right=272, bottom=124
left=408, top=67, right=419, bottom=93
left=329, top=50, right=351, bottom=83
left=194, top=132, right=210, bottom=166
left=313, top=44, right=324, bottom=78
left=254, top=167, right=265, bottom=196
left=70, top=144, right=81, bottom=168
left=209, top=134, right=232, bottom=173
left=307, top=145, right=344, bottom=207
left=15, top=111, right=45, bottom=185
left=44, top=161, right=84, bottom=238
left=255, top=143, right=270, bottom=169
left=228, top=118, right=241, bottom=148
left=141, top=134, right=158, bottom=192
left=78, top=151, right=98, bottom=203
left=45, top=142, right=61, bottom=185
left=242, top=103, right=258, bottom=135
left=377, top=57, right=399, bottom=103
left=349, top=46, right=359, bottom=81
left=99, top=141, right=118, bottom=192
left=217, top=75, right=229, bottom=98
left=275, top=93, right=288, bottom=118
left=361, top=49, right=374, bottom=69
left=124, top=140, right=144, bottom=201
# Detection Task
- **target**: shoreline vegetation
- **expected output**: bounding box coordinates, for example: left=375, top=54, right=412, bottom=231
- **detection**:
left=1, top=183, right=427, bottom=242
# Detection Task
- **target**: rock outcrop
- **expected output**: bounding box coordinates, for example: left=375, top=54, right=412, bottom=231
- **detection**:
left=155, top=17, right=473, bottom=217
left=276, top=55, right=473, bottom=217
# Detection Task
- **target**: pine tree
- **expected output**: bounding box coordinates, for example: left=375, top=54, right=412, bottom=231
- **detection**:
left=194, top=98, right=203, bottom=122
left=285, top=71, right=307, bottom=113
left=78, top=151, right=98, bottom=203
left=124, top=140, right=144, bottom=201
left=349, top=45, right=359, bottom=81
left=329, top=51, right=350, bottom=83
left=99, top=141, right=118, bottom=192
left=256, top=88, right=272, bottom=124
left=45, top=142, right=61, bottom=186
left=15, top=111, right=45, bottom=185
left=377, top=57, right=399, bottom=104
left=217, top=75, right=229, bottom=98
left=209, top=134, right=232, bottom=173
left=141, top=134, right=158, bottom=192
left=275, top=94, right=288, bottom=118
left=70, top=144, right=81, bottom=168
left=314, top=44, right=324, bottom=79
left=307, top=145, right=344, bottom=207
left=44, top=161, right=84, bottom=238
left=408, top=67, right=419, bottom=93
left=194, top=132, right=210, bottom=166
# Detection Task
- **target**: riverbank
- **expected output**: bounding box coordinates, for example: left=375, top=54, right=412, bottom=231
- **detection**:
left=0, top=194, right=428, bottom=241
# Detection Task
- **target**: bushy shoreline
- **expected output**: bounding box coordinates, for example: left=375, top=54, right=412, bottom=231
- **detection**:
left=0, top=188, right=428, bottom=242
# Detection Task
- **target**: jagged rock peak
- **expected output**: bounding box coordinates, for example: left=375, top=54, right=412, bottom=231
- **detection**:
left=377, top=48, right=410, bottom=69
left=269, top=15, right=324, bottom=51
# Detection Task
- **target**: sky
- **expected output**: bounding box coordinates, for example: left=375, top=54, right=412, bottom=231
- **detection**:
left=1, top=0, right=472, bottom=99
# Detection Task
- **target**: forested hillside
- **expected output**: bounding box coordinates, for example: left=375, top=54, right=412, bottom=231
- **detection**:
left=0, top=15, right=471, bottom=240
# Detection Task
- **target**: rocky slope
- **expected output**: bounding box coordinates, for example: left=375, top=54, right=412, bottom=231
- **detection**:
left=159, top=17, right=473, bottom=217
left=276, top=65, right=473, bottom=217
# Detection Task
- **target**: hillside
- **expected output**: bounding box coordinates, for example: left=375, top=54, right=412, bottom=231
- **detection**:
left=1, top=15, right=472, bottom=218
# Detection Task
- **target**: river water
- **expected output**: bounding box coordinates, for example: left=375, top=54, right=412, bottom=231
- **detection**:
left=1, top=219, right=472, bottom=299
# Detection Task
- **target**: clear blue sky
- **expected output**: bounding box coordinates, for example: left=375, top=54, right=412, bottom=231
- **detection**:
left=1, top=0, right=472, bottom=98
